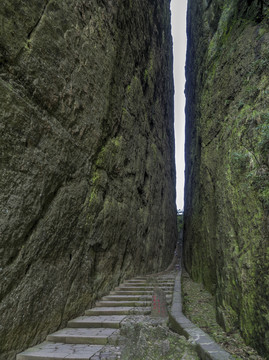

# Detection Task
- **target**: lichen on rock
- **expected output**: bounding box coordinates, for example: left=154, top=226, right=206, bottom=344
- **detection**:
left=0, top=1, right=177, bottom=359
left=184, top=0, right=269, bottom=357
left=120, top=316, right=199, bottom=360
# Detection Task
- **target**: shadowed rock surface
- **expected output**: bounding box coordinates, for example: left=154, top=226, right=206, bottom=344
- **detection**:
left=184, top=0, right=269, bottom=357
left=0, top=1, right=177, bottom=359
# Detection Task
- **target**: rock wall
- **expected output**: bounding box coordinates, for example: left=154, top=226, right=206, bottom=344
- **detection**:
left=184, top=0, right=269, bottom=356
left=0, top=1, right=177, bottom=358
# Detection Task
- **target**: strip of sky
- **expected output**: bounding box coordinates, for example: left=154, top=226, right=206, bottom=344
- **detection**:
left=171, top=0, right=187, bottom=210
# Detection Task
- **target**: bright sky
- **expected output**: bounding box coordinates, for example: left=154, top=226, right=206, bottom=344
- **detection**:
left=171, top=0, right=187, bottom=210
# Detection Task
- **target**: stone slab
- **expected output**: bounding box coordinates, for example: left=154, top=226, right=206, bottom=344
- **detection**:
left=90, top=345, right=121, bottom=360
left=129, top=306, right=151, bottom=315
left=121, top=284, right=174, bottom=288
left=103, top=294, right=172, bottom=302
left=96, top=300, right=151, bottom=307
left=85, top=307, right=133, bottom=316
left=151, top=288, right=168, bottom=318
left=116, top=286, right=173, bottom=291
left=17, top=342, right=103, bottom=360
left=16, top=272, right=175, bottom=360
left=112, top=290, right=173, bottom=296
left=103, top=295, right=151, bottom=301
left=168, top=272, right=233, bottom=360
left=125, top=281, right=175, bottom=286
left=68, top=316, right=126, bottom=329
left=47, top=328, right=117, bottom=345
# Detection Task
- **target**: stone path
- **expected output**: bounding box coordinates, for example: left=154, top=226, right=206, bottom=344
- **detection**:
left=17, top=273, right=176, bottom=360
left=169, top=272, right=233, bottom=360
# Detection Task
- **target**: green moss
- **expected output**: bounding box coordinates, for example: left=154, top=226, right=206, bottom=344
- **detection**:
left=24, top=39, right=32, bottom=51
left=144, top=69, right=149, bottom=82
left=96, top=136, right=123, bottom=171
left=88, top=189, right=97, bottom=206
left=91, top=171, right=100, bottom=186
left=150, top=142, right=157, bottom=158
left=231, top=151, right=250, bottom=172
left=121, top=318, right=199, bottom=360
left=143, top=53, right=154, bottom=84
left=185, top=2, right=269, bottom=354
left=182, top=270, right=264, bottom=359
left=207, top=2, right=234, bottom=61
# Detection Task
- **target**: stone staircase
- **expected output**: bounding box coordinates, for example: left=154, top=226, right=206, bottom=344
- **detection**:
left=17, top=273, right=176, bottom=360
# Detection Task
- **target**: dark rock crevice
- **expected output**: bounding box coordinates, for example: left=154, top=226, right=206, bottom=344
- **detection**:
left=27, top=0, right=51, bottom=40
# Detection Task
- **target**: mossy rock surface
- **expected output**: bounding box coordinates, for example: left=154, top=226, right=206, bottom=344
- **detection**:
left=0, top=1, right=177, bottom=359
left=182, top=270, right=265, bottom=360
left=120, top=316, right=199, bottom=360
left=184, top=0, right=269, bottom=357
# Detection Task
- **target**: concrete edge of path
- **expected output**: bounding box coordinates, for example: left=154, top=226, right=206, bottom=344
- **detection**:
left=168, top=272, right=234, bottom=360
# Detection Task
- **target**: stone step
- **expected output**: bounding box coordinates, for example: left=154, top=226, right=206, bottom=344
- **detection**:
left=125, top=279, right=175, bottom=284
left=16, top=272, right=175, bottom=360
left=129, top=307, right=151, bottom=315
left=103, top=294, right=151, bottom=301
left=103, top=294, right=171, bottom=301
left=68, top=315, right=126, bottom=329
left=47, top=327, right=117, bottom=345
left=85, top=306, right=151, bottom=316
left=134, top=275, right=176, bottom=280
left=131, top=277, right=175, bottom=281
left=115, top=286, right=173, bottom=291
left=85, top=306, right=133, bottom=316
left=17, top=342, right=103, bottom=360
left=111, top=290, right=173, bottom=296
left=117, top=283, right=174, bottom=288
left=91, top=346, right=121, bottom=360
left=119, top=283, right=174, bottom=289
left=122, top=282, right=174, bottom=287
left=96, top=300, right=151, bottom=307
left=126, top=280, right=175, bottom=284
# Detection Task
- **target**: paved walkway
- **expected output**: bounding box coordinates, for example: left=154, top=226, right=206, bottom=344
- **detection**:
left=17, top=273, right=176, bottom=360
left=169, top=272, right=233, bottom=360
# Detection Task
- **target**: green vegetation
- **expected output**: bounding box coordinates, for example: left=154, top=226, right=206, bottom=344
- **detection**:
left=184, top=0, right=269, bottom=356
left=182, top=270, right=264, bottom=360
left=96, top=136, right=123, bottom=173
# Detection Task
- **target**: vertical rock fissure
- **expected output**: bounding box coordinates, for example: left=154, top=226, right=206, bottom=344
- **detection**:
left=27, top=0, right=51, bottom=40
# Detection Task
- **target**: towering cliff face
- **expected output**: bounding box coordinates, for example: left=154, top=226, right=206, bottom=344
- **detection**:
left=184, top=0, right=269, bottom=356
left=0, top=1, right=177, bottom=358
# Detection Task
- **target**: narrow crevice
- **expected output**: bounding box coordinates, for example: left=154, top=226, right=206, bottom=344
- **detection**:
left=203, top=127, right=222, bottom=147
left=27, top=0, right=50, bottom=40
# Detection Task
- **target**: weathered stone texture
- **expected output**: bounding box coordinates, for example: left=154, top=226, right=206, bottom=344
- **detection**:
left=0, top=1, right=177, bottom=359
left=184, top=0, right=269, bottom=357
